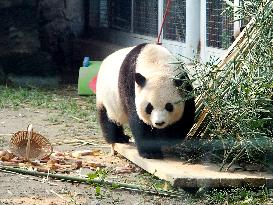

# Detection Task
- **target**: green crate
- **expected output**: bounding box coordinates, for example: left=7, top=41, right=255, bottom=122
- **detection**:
left=78, top=61, right=102, bottom=95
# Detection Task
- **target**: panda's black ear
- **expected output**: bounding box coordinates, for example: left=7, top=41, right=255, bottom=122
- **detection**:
left=173, top=73, right=187, bottom=88
left=173, top=79, right=183, bottom=87
left=135, top=73, right=146, bottom=87
left=173, top=74, right=193, bottom=92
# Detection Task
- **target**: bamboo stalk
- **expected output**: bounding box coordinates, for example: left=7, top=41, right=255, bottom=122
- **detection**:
left=225, top=147, right=246, bottom=171
left=189, top=6, right=269, bottom=138
left=0, top=166, right=183, bottom=198
left=219, top=143, right=240, bottom=171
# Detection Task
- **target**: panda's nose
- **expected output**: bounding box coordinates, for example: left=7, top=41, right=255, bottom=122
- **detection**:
left=155, top=121, right=165, bottom=126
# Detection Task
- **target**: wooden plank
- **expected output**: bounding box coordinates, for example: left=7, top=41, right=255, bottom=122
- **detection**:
left=114, top=143, right=273, bottom=188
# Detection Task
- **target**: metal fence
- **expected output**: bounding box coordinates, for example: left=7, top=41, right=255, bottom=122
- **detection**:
left=163, top=0, right=186, bottom=42
left=94, top=0, right=235, bottom=51
left=99, top=0, right=109, bottom=28
left=133, top=0, right=158, bottom=37
left=98, top=0, right=158, bottom=37
left=206, top=0, right=234, bottom=49
left=109, top=0, right=131, bottom=31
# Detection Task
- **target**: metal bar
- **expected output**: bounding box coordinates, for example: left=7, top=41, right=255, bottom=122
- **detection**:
left=131, top=0, right=134, bottom=33
left=200, top=0, right=207, bottom=61
left=233, top=0, right=241, bottom=38
left=158, top=0, right=164, bottom=43
left=185, top=0, right=200, bottom=59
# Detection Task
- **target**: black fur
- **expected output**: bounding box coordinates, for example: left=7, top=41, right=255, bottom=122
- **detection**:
left=98, top=106, right=130, bottom=143
left=118, top=43, right=147, bottom=114
left=165, top=103, right=174, bottom=112
left=135, top=73, right=146, bottom=87
left=145, top=103, right=153, bottom=114
left=117, top=43, right=196, bottom=159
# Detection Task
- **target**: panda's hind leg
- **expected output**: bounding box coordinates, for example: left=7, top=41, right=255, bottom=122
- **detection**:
left=98, top=105, right=130, bottom=143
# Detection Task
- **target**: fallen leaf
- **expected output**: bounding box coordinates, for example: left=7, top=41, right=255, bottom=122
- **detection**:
left=0, top=150, right=7, bottom=157
left=0, top=150, right=15, bottom=161
left=10, top=158, right=25, bottom=163
left=115, top=164, right=135, bottom=174
left=71, top=161, right=82, bottom=170
left=51, top=151, right=66, bottom=157
left=83, top=161, right=106, bottom=169
left=70, top=152, right=81, bottom=159
left=36, top=167, right=50, bottom=173
left=90, top=149, right=102, bottom=156
left=46, top=159, right=59, bottom=171
left=41, top=155, right=51, bottom=162
left=70, top=150, right=102, bottom=158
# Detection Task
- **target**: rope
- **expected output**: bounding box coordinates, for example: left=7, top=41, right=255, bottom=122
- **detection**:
left=157, top=0, right=172, bottom=45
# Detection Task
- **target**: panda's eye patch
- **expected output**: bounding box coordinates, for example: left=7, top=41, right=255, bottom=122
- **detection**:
left=165, top=103, right=174, bottom=112
left=145, top=103, right=153, bottom=114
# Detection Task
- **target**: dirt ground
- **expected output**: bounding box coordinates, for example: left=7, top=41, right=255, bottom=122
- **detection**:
left=0, top=106, right=197, bottom=205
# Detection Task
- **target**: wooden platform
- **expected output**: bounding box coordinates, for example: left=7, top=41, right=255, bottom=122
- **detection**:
left=114, top=143, right=273, bottom=188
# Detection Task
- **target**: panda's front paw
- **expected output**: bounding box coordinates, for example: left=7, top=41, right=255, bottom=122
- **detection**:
left=115, top=134, right=130, bottom=143
left=139, top=151, right=163, bottom=159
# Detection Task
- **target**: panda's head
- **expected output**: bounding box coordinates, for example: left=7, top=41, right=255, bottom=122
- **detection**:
left=135, top=72, right=186, bottom=129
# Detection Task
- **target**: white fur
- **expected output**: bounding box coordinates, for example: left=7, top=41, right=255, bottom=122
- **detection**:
left=96, top=47, right=134, bottom=124
left=135, top=45, right=185, bottom=128
left=135, top=75, right=185, bottom=129
left=96, top=44, right=185, bottom=128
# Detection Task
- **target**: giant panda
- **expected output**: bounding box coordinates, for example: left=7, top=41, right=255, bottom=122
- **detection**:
left=96, top=43, right=195, bottom=159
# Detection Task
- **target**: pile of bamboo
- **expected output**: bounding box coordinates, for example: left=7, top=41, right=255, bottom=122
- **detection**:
left=189, top=0, right=272, bottom=138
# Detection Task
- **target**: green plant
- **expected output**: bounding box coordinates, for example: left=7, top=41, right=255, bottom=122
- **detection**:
left=0, top=86, right=99, bottom=130
left=177, top=0, right=273, bottom=169
left=203, top=187, right=270, bottom=205
left=221, top=30, right=232, bottom=49
left=137, top=171, right=171, bottom=192
left=87, top=168, right=110, bottom=198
